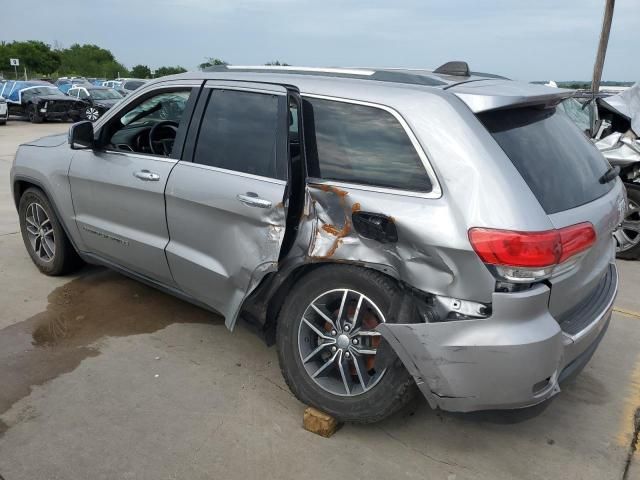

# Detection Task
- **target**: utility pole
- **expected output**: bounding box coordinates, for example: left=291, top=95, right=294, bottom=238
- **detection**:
left=591, top=0, right=615, bottom=95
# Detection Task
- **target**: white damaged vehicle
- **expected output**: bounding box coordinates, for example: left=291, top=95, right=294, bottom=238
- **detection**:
left=560, top=83, right=640, bottom=258
left=0, top=95, right=8, bottom=125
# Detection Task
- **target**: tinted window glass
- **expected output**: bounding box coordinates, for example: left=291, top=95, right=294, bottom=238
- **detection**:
left=124, top=81, right=145, bottom=90
left=193, top=89, right=280, bottom=179
left=478, top=107, right=612, bottom=214
left=304, top=98, right=432, bottom=192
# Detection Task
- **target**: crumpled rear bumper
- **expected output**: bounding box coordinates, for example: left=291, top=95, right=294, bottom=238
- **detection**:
left=377, top=263, right=617, bottom=412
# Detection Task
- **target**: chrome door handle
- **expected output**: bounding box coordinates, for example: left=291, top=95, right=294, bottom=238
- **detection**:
left=237, top=193, right=272, bottom=209
left=133, top=170, right=160, bottom=181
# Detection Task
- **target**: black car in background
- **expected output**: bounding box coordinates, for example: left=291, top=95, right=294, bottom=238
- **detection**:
left=0, top=81, right=85, bottom=123
left=67, top=85, right=124, bottom=121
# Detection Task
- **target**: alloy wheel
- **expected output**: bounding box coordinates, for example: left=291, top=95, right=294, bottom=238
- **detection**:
left=614, top=197, right=640, bottom=253
left=85, top=107, right=100, bottom=122
left=297, top=288, right=387, bottom=397
left=25, top=203, right=56, bottom=262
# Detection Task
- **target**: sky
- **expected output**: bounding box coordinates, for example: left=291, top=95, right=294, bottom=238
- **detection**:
left=3, top=0, right=639, bottom=81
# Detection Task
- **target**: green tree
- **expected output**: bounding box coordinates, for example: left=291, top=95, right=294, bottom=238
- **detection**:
left=199, top=58, right=228, bottom=70
left=0, top=40, right=61, bottom=77
left=59, top=44, right=127, bottom=78
left=264, top=60, right=290, bottom=66
left=130, top=64, right=152, bottom=78
left=155, top=65, right=187, bottom=76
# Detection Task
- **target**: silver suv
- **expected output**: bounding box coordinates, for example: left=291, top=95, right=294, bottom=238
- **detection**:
left=10, top=63, right=624, bottom=422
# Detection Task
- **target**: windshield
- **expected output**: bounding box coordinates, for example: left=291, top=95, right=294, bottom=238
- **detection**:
left=24, top=87, right=60, bottom=96
left=90, top=88, right=123, bottom=100
left=478, top=106, right=612, bottom=214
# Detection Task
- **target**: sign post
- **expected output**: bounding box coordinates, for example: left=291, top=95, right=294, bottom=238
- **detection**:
left=9, top=58, right=19, bottom=79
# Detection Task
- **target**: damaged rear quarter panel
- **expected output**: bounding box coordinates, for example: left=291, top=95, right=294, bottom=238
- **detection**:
left=301, top=181, right=495, bottom=303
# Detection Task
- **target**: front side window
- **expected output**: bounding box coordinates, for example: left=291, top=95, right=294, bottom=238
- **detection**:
left=106, top=88, right=193, bottom=157
left=193, top=89, right=282, bottom=179
left=303, top=98, right=432, bottom=192
left=120, top=91, right=190, bottom=127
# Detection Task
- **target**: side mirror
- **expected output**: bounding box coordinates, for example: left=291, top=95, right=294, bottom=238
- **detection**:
left=68, top=120, right=94, bottom=149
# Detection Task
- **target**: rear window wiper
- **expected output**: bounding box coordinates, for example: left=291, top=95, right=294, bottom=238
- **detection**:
left=599, top=165, right=620, bottom=184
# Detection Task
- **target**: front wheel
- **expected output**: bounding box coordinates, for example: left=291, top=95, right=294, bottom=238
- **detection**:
left=616, top=184, right=640, bottom=260
left=28, top=105, right=43, bottom=124
left=18, top=187, right=82, bottom=275
left=276, top=265, right=416, bottom=423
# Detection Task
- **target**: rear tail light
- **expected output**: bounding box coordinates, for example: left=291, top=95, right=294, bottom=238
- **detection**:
left=468, top=222, right=596, bottom=282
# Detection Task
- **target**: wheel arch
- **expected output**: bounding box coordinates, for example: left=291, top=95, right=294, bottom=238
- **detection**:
left=241, top=259, right=406, bottom=345
left=12, top=176, right=81, bottom=254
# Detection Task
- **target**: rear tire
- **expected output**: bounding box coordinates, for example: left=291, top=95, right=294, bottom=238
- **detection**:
left=616, top=184, right=640, bottom=260
left=276, top=265, right=417, bottom=423
left=18, top=187, right=83, bottom=275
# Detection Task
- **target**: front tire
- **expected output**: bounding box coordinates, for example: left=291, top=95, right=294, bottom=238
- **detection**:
left=18, top=187, right=82, bottom=275
left=276, top=265, right=417, bottom=423
left=28, top=105, right=43, bottom=123
left=616, top=184, right=640, bottom=260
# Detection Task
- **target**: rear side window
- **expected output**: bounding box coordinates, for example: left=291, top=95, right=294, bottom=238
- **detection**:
left=303, top=98, right=432, bottom=192
left=478, top=107, right=612, bottom=214
left=193, top=89, right=281, bottom=179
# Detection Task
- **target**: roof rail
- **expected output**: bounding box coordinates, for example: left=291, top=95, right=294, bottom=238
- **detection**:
left=224, top=65, right=375, bottom=76
left=433, top=61, right=470, bottom=77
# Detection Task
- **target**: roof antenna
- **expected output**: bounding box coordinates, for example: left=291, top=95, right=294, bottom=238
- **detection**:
left=433, top=61, right=470, bottom=77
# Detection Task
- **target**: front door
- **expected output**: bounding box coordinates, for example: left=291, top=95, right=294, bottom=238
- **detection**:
left=69, top=83, right=199, bottom=286
left=165, top=81, right=289, bottom=327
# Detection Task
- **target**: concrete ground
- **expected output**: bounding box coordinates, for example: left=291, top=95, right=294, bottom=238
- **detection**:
left=1, top=120, right=640, bottom=480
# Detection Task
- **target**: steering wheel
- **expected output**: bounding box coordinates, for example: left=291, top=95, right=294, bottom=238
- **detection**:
left=149, top=120, right=179, bottom=156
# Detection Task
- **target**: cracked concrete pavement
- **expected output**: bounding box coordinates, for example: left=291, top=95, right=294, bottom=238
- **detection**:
left=1, top=121, right=640, bottom=479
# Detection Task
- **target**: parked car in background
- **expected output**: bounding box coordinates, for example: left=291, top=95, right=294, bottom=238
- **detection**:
left=120, top=79, right=147, bottom=94
left=86, top=78, right=107, bottom=86
left=103, top=78, right=148, bottom=96
left=0, top=80, right=85, bottom=123
left=102, top=80, right=121, bottom=89
left=0, top=96, right=8, bottom=125
left=10, top=64, right=624, bottom=422
left=560, top=83, right=640, bottom=259
left=56, top=77, right=91, bottom=94
left=67, top=85, right=124, bottom=121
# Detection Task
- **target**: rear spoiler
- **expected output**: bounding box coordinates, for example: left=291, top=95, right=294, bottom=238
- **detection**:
left=448, top=79, right=574, bottom=113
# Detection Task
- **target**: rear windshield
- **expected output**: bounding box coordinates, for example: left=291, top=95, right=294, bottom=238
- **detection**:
left=478, top=106, right=612, bottom=214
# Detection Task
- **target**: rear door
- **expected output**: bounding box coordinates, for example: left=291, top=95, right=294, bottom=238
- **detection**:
left=165, top=81, right=289, bottom=328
